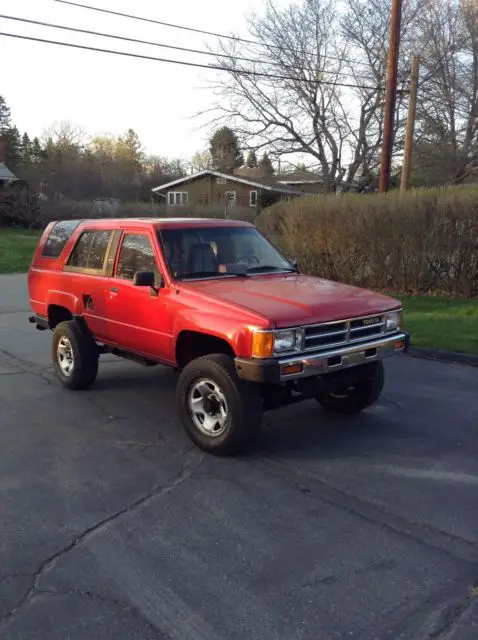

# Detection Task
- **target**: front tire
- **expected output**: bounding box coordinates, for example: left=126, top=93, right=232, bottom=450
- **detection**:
left=52, top=321, right=99, bottom=390
left=177, top=354, right=262, bottom=456
left=316, top=361, right=384, bottom=415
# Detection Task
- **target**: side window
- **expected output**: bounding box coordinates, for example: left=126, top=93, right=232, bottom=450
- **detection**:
left=116, top=234, right=160, bottom=283
left=67, top=230, right=112, bottom=271
left=41, top=220, right=80, bottom=258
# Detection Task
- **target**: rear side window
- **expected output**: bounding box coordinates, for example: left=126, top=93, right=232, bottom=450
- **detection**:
left=67, top=230, right=112, bottom=271
left=41, top=220, right=80, bottom=258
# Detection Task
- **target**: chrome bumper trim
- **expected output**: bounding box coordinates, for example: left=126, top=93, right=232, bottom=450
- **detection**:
left=278, top=332, right=407, bottom=380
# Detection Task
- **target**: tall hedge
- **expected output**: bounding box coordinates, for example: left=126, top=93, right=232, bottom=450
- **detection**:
left=257, top=185, right=478, bottom=297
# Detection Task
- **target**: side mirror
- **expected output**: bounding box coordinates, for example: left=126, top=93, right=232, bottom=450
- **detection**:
left=133, top=271, right=156, bottom=287
left=133, top=271, right=163, bottom=296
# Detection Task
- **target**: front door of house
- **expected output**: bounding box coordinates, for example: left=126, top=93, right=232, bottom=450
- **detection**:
left=224, top=191, right=236, bottom=217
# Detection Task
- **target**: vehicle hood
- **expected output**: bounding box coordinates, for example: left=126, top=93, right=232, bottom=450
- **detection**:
left=183, top=273, right=401, bottom=328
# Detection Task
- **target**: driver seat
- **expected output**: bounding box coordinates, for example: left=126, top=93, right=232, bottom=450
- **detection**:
left=187, top=243, right=218, bottom=274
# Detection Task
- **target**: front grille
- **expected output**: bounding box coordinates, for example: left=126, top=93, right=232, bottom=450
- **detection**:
left=304, top=315, right=386, bottom=352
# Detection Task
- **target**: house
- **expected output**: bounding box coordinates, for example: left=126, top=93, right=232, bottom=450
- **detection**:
left=0, top=138, right=17, bottom=188
left=151, top=169, right=324, bottom=215
left=0, top=161, right=17, bottom=185
left=0, top=138, right=34, bottom=226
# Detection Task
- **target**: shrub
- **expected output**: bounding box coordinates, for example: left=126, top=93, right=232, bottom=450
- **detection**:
left=257, top=185, right=478, bottom=297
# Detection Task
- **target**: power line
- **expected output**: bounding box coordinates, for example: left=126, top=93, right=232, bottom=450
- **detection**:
left=0, top=13, right=376, bottom=83
left=419, top=86, right=477, bottom=115
left=54, top=0, right=371, bottom=68
left=0, top=31, right=383, bottom=90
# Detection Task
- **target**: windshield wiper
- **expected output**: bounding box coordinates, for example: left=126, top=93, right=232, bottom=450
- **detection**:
left=246, top=265, right=298, bottom=274
left=177, top=271, right=247, bottom=280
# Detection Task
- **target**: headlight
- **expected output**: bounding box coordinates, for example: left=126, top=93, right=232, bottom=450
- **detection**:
left=274, top=328, right=304, bottom=354
left=386, top=310, right=402, bottom=332
left=274, top=330, right=298, bottom=353
left=251, top=328, right=304, bottom=357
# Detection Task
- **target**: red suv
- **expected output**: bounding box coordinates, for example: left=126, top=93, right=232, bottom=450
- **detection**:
left=28, top=218, right=408, bottom=455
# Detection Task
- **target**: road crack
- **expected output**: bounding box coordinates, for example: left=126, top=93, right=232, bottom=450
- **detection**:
left=0, top=348, right=54, bottom=385
left=427, top=597, right=473, bottom=639
left=254, top=457, right=478, bottom=563
left=0, top=454, right=204, bottom=628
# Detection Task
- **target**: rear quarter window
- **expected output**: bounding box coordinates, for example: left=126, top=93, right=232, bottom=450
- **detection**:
left=41, top=220, right=81, bottom=258
left=67, top=230, right=113, bottom=272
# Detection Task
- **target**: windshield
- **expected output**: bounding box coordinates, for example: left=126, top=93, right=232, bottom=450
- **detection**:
left=159, top=226, right=294, bottom=280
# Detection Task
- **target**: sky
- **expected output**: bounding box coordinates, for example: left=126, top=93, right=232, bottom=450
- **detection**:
left=1, top=0, right=262, bottom=162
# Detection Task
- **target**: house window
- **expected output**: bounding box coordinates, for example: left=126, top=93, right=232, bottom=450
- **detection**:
left=250, top=190, right=258, bottom=207
left=168, top=192, right=188, bottom=206
left=216, top=177, right=227, bottom=184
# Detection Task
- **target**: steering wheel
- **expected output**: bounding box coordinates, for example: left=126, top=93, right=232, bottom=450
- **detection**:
left=236, top=254, right=260, bottom=266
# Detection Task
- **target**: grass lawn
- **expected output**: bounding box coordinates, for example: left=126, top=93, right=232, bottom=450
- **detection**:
left=397, top=295, right=478, bottom=355
left=0, top=228, right=41, bottom=274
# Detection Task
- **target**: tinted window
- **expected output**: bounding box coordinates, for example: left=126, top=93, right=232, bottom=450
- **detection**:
left=116, top=234, right=160, bottom=282
left=67, top=230, right=112, bottom=271
left=41, top=220, right=80, bottom=258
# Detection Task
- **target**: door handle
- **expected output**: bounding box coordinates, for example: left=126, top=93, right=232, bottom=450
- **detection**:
left=110, top=287, right=119, bottom=293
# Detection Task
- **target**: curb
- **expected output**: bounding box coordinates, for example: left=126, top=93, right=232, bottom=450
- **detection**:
left=406, top=347, right=478, bottom=368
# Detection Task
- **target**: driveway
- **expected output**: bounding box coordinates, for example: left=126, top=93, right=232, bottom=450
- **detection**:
left=0, top=274, right=477, bottom=640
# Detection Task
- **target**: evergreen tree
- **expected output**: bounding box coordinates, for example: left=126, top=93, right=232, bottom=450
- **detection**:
left=209, top=126, right=243, bottom=173
left=21, top=132, right=32, bottom=170
left=246, top=149, right=258, bottom=168
left=0, top=95, right=12, bottom=134
left=31, top=137, right=46, bottom=163
left=4, top=126, right=22, bottom=173
left=259, top=151, right=274, bottom=175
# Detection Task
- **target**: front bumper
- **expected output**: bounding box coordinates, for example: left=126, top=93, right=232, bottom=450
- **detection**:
left=235, top=332, right=409, bottom=383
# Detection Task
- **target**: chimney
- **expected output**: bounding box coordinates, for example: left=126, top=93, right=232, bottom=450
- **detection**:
left=0, top=137, right=6, bottom=164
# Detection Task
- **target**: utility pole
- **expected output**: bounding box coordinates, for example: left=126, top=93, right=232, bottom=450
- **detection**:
left=400, top=56, right=420, bottom=192
left=379, top=0, right=402, bottom=193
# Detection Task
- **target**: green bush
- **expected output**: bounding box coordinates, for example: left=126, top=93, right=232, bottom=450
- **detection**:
left=257, top=185, right=478, bottom=297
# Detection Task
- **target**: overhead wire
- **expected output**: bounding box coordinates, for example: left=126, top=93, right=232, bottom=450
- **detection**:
left=0, top=13, right=378, bottom=83
left=53, top=0, right=372, bottom=68
left=0, top=31, right=384, bottom=91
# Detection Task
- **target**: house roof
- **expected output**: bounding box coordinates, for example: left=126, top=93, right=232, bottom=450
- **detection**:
left=274, top=170, right=323, bottom=184
left=0, top=162, right=16, bottom=181
left=151, top=169, right=304, bottom=196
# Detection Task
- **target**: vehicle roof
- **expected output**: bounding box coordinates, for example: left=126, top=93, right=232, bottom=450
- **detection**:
left=58, top=217, right=255, bottom=230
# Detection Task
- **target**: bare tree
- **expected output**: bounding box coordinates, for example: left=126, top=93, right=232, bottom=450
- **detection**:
left=42, top=120, right=87, bottom=150
left=204, top=0, right=415, bottom=192
left=191, top=149, right=212, bottom=172
left=413, top=0, right=478, bottom=183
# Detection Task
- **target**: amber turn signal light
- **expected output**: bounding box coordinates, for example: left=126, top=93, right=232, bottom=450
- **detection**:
left=251, top=331, right=274, bottom=358
left=394, top=339, right=405, bottom=350
left=280, top=363, right=303, bottom=376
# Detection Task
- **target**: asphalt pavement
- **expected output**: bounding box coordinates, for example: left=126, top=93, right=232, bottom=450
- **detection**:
left=0, top=274, right=477, bottom=640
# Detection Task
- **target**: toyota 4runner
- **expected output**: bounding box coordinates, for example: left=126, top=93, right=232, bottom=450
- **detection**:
left=28, top=218, right=409, bottom=455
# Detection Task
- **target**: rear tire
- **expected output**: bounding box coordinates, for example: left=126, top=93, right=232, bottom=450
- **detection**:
left=52, top=320, right=99, bottom=390
left=316, top=361, right=384, bottom=415
left=177, top=354, right=262, bottom=456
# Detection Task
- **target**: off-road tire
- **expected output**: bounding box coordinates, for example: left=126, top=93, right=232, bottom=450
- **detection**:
left=316, top=361, right=384, bottom=415
left=52, top=320, right=99, bottom=390
left=177, top=354, right=262, bottom=456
